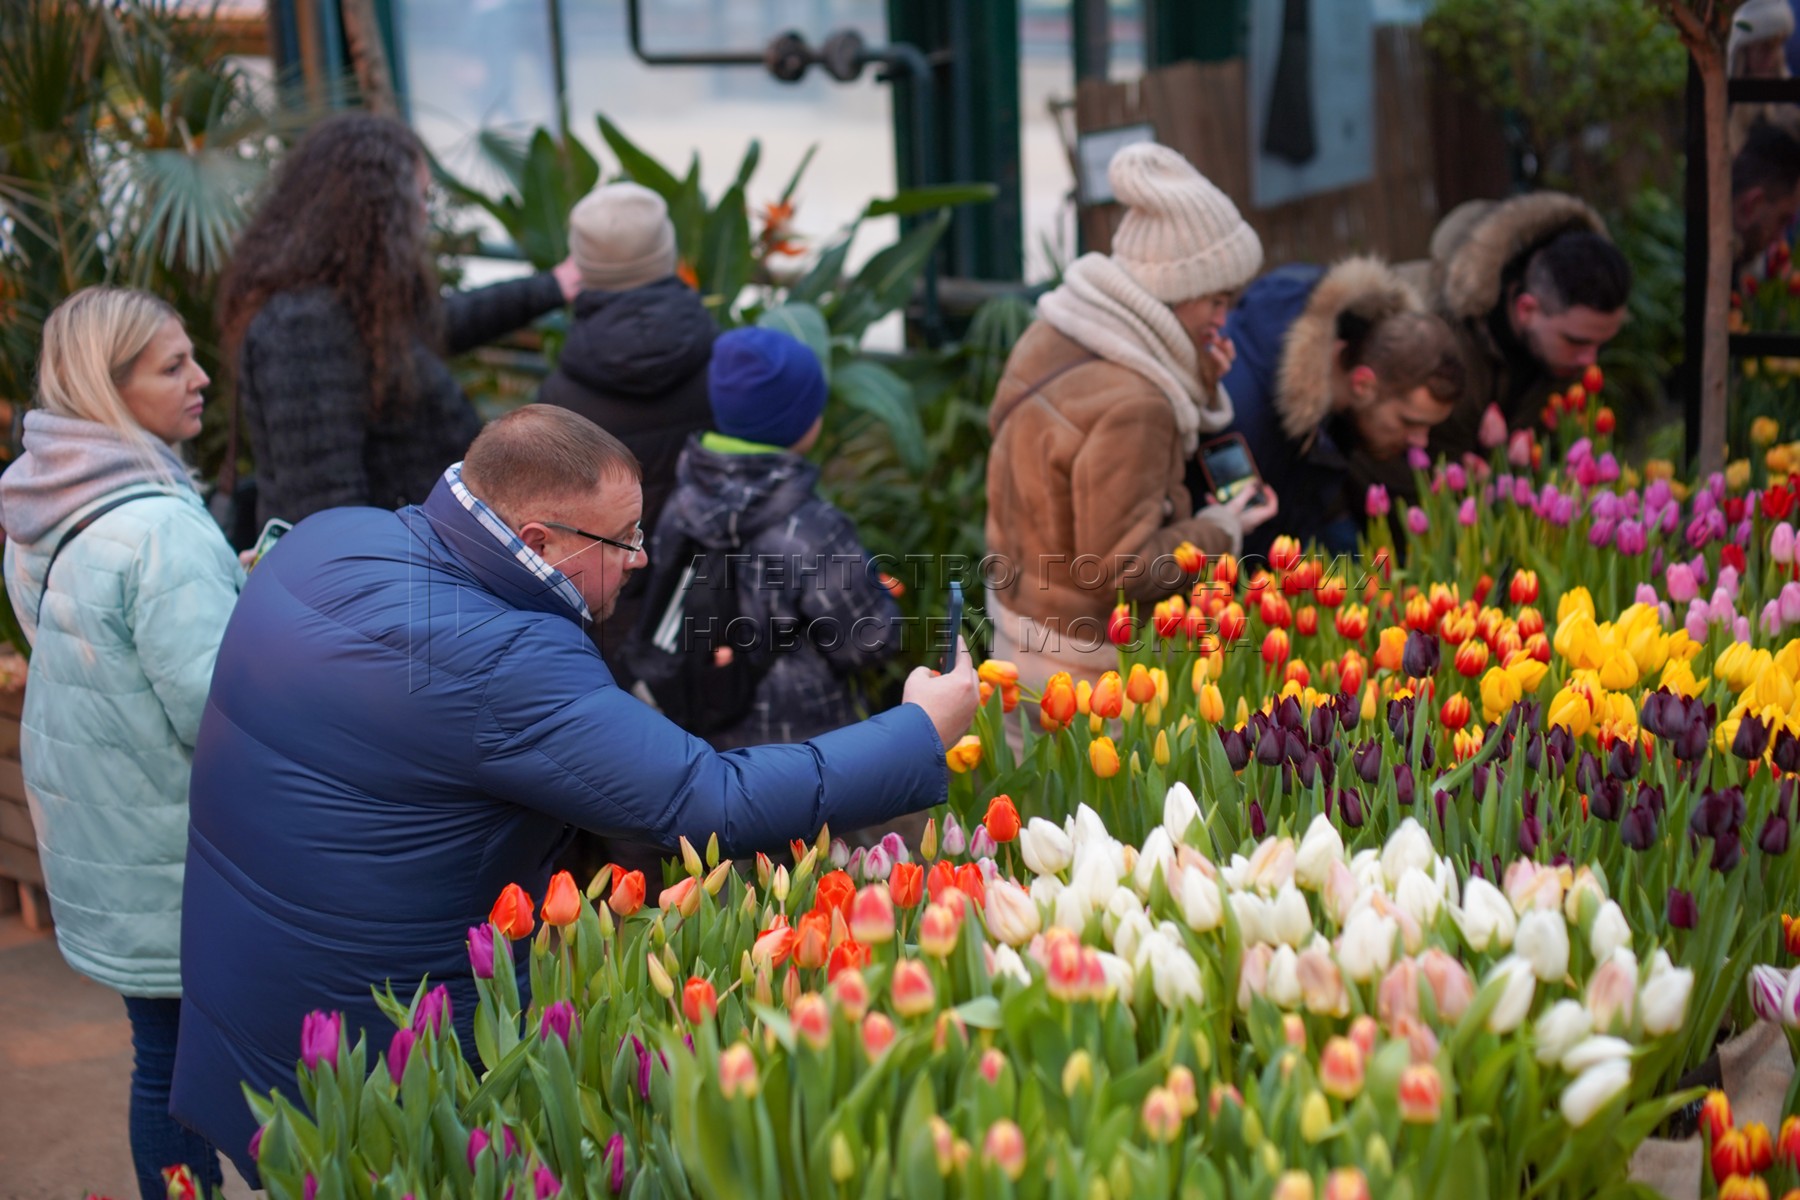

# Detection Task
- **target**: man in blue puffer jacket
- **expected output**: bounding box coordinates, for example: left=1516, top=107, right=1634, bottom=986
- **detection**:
left=1188, top=258, right=1464, bottom=561
left=170, top=405, right=977, bottom=1174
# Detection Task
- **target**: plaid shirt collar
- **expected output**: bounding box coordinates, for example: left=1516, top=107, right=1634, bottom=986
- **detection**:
left=443, top=463, right=590, bottom=620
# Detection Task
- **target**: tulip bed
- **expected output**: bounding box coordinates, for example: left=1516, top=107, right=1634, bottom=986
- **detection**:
left=215, top=396, right=1800, bottom=1200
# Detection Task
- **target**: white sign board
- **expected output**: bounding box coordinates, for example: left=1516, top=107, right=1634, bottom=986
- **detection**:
left=1247, top=0, right=1376, bottom=209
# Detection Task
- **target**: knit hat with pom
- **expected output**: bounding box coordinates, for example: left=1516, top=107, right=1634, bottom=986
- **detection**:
left=1107, top=143, right=1263, bottom=304
left=567, top=182, right=678, bottom=292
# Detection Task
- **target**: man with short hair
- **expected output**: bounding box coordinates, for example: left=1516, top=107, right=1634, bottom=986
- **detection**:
left=1734, top=119, right=1800, bottom=272
left=1413, top=193, right=1633, bottom=459
left=170, top=405, right=978, bottom=1176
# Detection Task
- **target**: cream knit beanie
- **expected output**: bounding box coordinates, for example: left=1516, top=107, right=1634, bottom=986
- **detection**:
left=567, top=182, right=678, bottom=292
left=1107, top=143, right=1263, bottom=304
left=1731, top=0, right=1796, bottom=59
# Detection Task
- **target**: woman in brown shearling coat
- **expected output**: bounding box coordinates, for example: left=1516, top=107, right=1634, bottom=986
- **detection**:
left=985, top=143, right=1279, bottom=691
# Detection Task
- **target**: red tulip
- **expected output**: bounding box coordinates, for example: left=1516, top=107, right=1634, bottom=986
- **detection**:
left=490, top=883, right=536, bottom=940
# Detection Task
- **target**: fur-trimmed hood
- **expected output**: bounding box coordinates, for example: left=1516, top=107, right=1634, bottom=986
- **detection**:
left=1273, top=256, right=1421, bottom=441
left=1430, top=193, right=1609, bottom=322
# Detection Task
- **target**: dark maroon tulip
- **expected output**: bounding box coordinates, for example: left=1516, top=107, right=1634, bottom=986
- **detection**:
left=1526, top=733, right=1545, bottom=772
left=1394, top=762, right=1415, bottom=806
left=1222, top=727, right=1251, bottom=771
left=1277, top=694, right=1302, bottom=731
left=1637, top=782, right=1666, bottom=817
left=1337, top=787, right=1365, bottom=828
left=1256, top=725, right=1284, bottom=766
left=1620, top=803, right=1658, bottom=851
left=1518, top=815, right=1543, bottom=856
left=1590, top=779, right=1625, bottom=823
left=1666, top=888, right=1697, bottom=930
left=1711, top=829, right=1744, bottom=873
left=1775, top=728, right=1800, bottom=775
left=1296, top=752, right=1319, bottom=790
left=1310, top=705, right=1338, bottom=746
left=1760, top=811, right=1791, bottom=856
left=1249, top=800, right=1267, bottom=838
left=1576, top=752, right=1602, bottom=796
left=1734, top=715, right=1771, bottom=762
left=1608, top=740, right=1640, bottom=781
left=1354, top=739, right=1382, bottom=785
left=1401, top=629, right=1440, bottom=679
left=1690, top=786, right=1747, bottom=839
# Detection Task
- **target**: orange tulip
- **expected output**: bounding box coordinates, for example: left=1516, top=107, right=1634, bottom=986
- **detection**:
left=926, top=859, right=958, bottom=905
left=609, top=867, right=647, bottom=917
left=1335, top=604, right=1368, bottom=640
left=490, top=883, right=535, bottom=940
left=977, top=659, right=1020, bottom=689
left=1213, top=553, right=1239, bottom=587
left=1198, top=682, right=1226, bottom=724
left=1441, top=694, right=1472, bottom=731
left=1269, top=535, right=1302, bottom=573
left=752, top=917, right=796, bottom=969
left=1173, top=540, right=1205, bottom=575
left=1595, top=406, right=1616, bottom=435
left=1091, top=671, right=1125, bottom=719
left=984, top=795, right=1021, bottom=843
left=1373, top=626, right=1406, bottom=673
left=1126, top=663, right=1157, bottom=704
left=1218, top=603, right=1248, bottom=646
left=1089, top=735, right=1122, bottom=778
left=815, top=869, right=856, bottom=917
left=683, top=975, right=718, bottom=1023
left=1285, top=659, right=1311, bottom=689
left=889, top=861, right=925, bottom=908
left=828, top=938, right=871, bottom=981
left=1316, top=576, right=1347, bottom=608
left=541, top=870, right=581, bottom=927
left=946, top=735, right=984, bottom=774
left=1261, top=628, right=1290, bottom=669
left=1153, top=595, right=1186, bottom=639
left=793, top=909, right=832, bottom=970
left=658, top=875, right=699, bottom=914
left=1040, top=671, right=1078, bottom=732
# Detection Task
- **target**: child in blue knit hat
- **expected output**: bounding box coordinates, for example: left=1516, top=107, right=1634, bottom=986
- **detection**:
left=642, top=327, right=902, bottom=749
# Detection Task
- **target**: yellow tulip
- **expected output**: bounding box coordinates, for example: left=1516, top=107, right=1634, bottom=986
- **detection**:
left=1665, top=629, right=1703, bottom=663
left=1716, top=643, right=1767, bottom=693
left=946, top=735, right=984, bottom=774
left=1557, top=587, right=1596, bottom=627
left=1361, top=681, right=1378, bottom=723
left=1752, top=415, right=1782, bottom=447
left=1725, top=458, right=1752, bottom=492
left=1154, top=729, right=1170, bottom=767
left=1152, top=667, right=1171, bottom=706
left=1505, top=655, right=1550, bottom=695
left=1750, top=666, right=1796, bottom=714
left=1604, top=690, right=1636, bottom=727
left=1670, top=480, right=1691, bottom=502
left=1659, top=657, right=1707, bottom=698
left=1089, top=736, right=1121, bottom=778
left=1480, top=667, right=1522, bottom=724
left=1597, top=652, right=1640, bottom=692
left=1775, top=637, right=1800, bottom=679
left=1644, top=459, right=1675, bottom=481
left=1199, top=683, right=1225, bottom=724
left=1546, top=686, right=1594, bottom=737
left=1769, top=444, right=1796, bottom=474
left=1553, top=611, right=1602, bottom=670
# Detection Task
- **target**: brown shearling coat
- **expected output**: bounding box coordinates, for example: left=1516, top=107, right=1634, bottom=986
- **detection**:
left=985, top=321, right=1239, bottom=629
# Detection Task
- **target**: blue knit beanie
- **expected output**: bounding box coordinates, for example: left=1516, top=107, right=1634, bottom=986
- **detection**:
left=707, top=327, right=828, bottom=448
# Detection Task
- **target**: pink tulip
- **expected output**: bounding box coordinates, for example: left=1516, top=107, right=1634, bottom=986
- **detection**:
left=1458, top=498, right=1477, bottom=527
left=1366, top=485, right=1391, bottom=518
left=1763, top=600, right=1784, bottom=636
left=1507, top=429, right=1534, bottom=468
left=1634, top=583, right=1660, bottom=606
left=1445, top=463, right=1467, bottom=492
left=1685, top=602, right=1710, bottom=642
left=1781, top=581, right=1800, bottom=625
left=1616, top=520, right=1646, bottom=555
left=1666, top=563, right=1698, bottom=603
left=1736, top=615, right=1752, bottom=644
left=1773, top=522, right=1796, bottom=565
left=1480, top=403, right=1508, bottom=450
left=1406, top=506, right=1429, bottom=536
left=301, top=1011, right=342, bottom=1072
left=1408, top=447, right=1431, bottom=472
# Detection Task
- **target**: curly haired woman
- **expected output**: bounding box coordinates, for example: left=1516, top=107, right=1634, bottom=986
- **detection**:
left=219, top=113, right=581, bottom=527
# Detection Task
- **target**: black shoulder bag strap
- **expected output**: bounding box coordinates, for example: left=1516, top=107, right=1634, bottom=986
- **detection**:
left=36, top=491, right=168, bottom=623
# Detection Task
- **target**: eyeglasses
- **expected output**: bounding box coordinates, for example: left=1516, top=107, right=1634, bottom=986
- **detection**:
left=542, top=520, right=645, bottom=555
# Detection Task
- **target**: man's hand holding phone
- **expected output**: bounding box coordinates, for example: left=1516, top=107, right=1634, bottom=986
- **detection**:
left=906, top=636, right=980, bottom=750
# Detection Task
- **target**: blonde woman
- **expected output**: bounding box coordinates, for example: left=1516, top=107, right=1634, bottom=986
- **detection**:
left=0, top=287, right=241, bottom=1198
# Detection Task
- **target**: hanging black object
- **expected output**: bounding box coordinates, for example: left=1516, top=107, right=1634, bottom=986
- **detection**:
left=1262, top=0, right=1318, bottom=167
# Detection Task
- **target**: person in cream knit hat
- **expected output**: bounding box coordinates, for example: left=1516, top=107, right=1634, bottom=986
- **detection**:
left=984, top=141, right=1279, bottom=701
left=568, top=181, right=679, bottom=292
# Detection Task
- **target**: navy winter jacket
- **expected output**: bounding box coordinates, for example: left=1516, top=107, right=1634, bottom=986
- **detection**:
left=1194, top=265, right=1359, bottom=560
left=170, top=475, right=947, bottom=1167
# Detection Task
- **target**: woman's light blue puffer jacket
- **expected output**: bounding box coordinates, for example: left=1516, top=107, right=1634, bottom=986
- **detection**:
left=0, top=411, right=242, bottom=996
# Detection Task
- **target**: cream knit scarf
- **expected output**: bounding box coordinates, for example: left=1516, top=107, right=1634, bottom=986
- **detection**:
left=1036, top=253, right=1233, bottom=453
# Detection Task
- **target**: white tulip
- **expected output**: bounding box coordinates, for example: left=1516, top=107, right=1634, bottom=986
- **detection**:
left=989, top=943, right=1032, bottom=987
left=1563, top=867, right=1607, bottom=925
left=1484, top=955, right=1537, bottom=1033
left=1051, top=882, right=1091, bottom=933
left=1134, top=828, right=1177, bottom=896
left=1455, top=877, right=1518, bottom=953
left=1559, top=1059, right=1631, bottom=1128
left=1094, top=951, right=1135, bottom=1005
left=1020, top=817, right=1073, bottom=876
left=1111, top=907, right=1154, bottom=965
left=1162, top=782, right=1202, bottom=843
left=1220, top=853, right=1250, bottom=892
left=984, top=879, right=1041, bottom=948
left=1070, top=853, right=1120, bottom=908
left=1322, top=860, right=1361, bottom=927
left=1230, top=892, right=1270, bottom=946
left=1533, top=1000, right=1593, bottom=1066
left=1515, top=910, right=1571, bottom=983
left=1559, top=1035, right=1634, bottom=1074
left=1148, top=940, right=1206, bottom=1009
left=1294, top=814, right=1344, bottom=890
left=1270, top=886, right=1314, bottom=948
left=1243, top=837, right=1297, bottom=894
left=1639, top=965, right=1694, bottom=1037
left=1335, top=908, right=1398, bottom=983
left=1266, top=944, right=1302, bottom=1008
left=1394, top=867, right=1443, bottom=928
left=1588, top=900, right=1632, bottom=962
left=1105, top=884, right=1142, bottom=924
left=1179, top=868, right=1224, bottom=933
left=1381, top=818, right=1436, bottom=888
left=1349, top=848, right=1386, bottom=893
left=1029, top=874, right=1065, bottom=908
left=1071, top=803, right=1110, bottom=849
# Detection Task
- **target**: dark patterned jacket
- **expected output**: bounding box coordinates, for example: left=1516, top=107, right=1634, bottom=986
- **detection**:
left=238, top=273, right=565, bottom=527
left=652, top=435, right=903, bottom=748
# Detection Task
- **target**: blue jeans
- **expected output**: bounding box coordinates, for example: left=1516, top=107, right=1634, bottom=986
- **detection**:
left=123, top=996, right=223, bottom=1200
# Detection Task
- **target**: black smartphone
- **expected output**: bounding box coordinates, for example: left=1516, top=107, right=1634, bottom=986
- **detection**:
left=1197, top=433, right=1268, bottom=506
left=941, top=580, right=964, bottom=673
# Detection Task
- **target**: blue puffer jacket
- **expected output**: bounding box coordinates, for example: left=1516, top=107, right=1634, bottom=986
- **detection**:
left=1195, top=259, right=1420, bottom=561
left=0, top=411, right=243, bottom=997
left=171, top=475, right=948, bottom=1163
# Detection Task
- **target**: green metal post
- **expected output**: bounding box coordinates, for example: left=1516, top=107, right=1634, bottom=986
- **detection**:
left=1145, top=0, right=1245, bottom=66
left=887, top=0, right=1023, bottom=282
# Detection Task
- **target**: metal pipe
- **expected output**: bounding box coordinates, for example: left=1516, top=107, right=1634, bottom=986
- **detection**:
left=625, top=0, right=766, bottom=67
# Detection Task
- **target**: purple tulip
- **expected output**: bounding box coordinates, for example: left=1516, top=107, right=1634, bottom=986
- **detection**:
left=1566, top=437, right=1593, bottom=467
left=1405, top=505, right=1429, bottom=536
left=1445, top=463, right=1467, bottom=491
left=1591, top=491, right=1621, bottom=523
left=1548, top=495, right=1576, bottom=526
left=1249, top=800, right=1267, bottom=839
left=1588, top=518, right=1616, bottom=548
left=1408, top=446, right=1431, bottom=472
left=1401, top=629, right=1440, bottom=679
left=1645, top=479, right=1672, bottom=511
left=1616, top=519, right=1646, bottom=555
left=1366, top=484, right=1390, bottom=518
left=388, top=1027, right=416, bottom=1086
left=304, top=1175, right=318, bottom=1200
left=539, top=1001, right=577, bottom=1046
left=607, top=1134, right=627, bottom=1193
left=468, top=925, right=496, bottom=980
left=1596, top=452, right=1620, bottom=482
left=1513, top=477, right=1536, bottom=506
left=414, top=984, right=452, bottom=1035
left=1760, top=810, right=1790, bottom=856
left=248, top=1124, right=266, bottom=1164
left=1620, top=803, right=1658, bottom=851
left=1666, top=888, right=1697, bottom=930
left=535, top=1164, right=562, bottom=1199
left=1458, top=497, right=1478, bottom=527
left=469, top=1129, right=493, bottom=1172
left=300, top=1010, right=342, bottom=1072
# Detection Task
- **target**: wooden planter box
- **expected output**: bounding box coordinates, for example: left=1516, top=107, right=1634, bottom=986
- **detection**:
left=0, top=685, right=49, bottom=929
